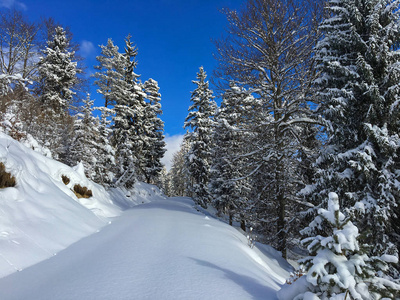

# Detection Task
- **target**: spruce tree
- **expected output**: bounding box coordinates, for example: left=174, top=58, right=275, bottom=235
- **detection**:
left=210, top=85, right=254, bottom=228
left=304, top=0, right=400, bottom=274
left=38, top=26, right=76, bottom=113
left=93, top=38, right=123, bottom=108
left=184, top=67, right=216, bottom=208
left=169, top=138, right=191, bottom=197
left=112, top=34, right=145, bottom=189
left=36, top=26, right=77, bottom=161
left=296, top=193, right=400, bottom=299
left=142, top=78, right=166, bottom=184
left=93, top=106, right=116, bottom=186
left=69, top=94, right=98, bottom=178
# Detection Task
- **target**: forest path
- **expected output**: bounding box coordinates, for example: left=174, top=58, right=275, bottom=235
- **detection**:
left=0, top=197, right=289, bottom=300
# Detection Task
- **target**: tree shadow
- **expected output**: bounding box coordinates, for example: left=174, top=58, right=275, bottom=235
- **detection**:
left=188, top=257, right=280, bottom=300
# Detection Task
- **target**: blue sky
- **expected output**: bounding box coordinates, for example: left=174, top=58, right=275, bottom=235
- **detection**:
left=1, top=0, right=244, bottom=168
left=1, top=0, right=242, bottom=134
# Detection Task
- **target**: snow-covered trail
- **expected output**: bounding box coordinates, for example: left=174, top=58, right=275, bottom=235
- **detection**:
left=0, top=197, right=289, bottom=300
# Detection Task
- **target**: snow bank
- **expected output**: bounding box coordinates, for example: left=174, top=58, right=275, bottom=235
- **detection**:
left=0, top=133, right=151, bottom=278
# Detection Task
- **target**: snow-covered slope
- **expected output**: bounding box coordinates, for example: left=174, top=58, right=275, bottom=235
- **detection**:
left=0, top=197, right=291, bottom=299
left=0, top=133, right=139, bottom=278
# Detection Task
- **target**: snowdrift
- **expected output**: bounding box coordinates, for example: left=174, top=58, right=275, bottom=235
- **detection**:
left=0, top=133, right=163, bottom=278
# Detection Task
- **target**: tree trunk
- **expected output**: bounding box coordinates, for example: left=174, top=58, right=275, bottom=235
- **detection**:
left=240, top=216, right=246, bottom=231
left=277, top=190, right=287, bottom=259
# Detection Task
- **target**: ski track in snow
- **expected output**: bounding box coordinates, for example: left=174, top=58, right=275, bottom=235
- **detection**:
left=0, top=197, right=289, bottom=300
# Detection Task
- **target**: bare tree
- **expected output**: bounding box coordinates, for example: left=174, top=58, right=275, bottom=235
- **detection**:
left=213, top=0, right=324, bottom=258
left=0, top=9, right=40, bottom=81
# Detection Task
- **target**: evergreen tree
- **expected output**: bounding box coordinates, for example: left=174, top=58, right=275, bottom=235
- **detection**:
left=304, top=0, right=400, bottom=273
left=210, top=85, right=254, bottom=228
left=36, top=26, right=77, bottom=161
left=38, top=26, right=76, bottom=113
left=69, top=94, right=98, bottom=178
left=141, top=78, right=166, bottom=184
left=93, top=106, right=116, bottom=186
left=112, top=34, right=145, bottom=189
left=184, top=67, right=216, bottom=208
left=169, top=138, right=191, bottom=197
left=93, top=38, right=123, bottom=108
left=296, top=193, right=400, bottom=299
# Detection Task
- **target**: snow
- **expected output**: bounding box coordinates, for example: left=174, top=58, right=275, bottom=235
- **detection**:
left=0, top=133, right=291, bottom=299
left=0, top=197, right=290, bottom=299
left=0, top=132, right=121, bottom=278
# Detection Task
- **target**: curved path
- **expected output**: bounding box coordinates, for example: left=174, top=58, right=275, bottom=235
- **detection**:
left=0, top=197, right=289, bottom=300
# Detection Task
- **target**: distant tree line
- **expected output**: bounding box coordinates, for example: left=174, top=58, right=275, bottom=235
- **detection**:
left=162, top=0, right=400, bottom=297
left=0, top=8, right=165, bottom=188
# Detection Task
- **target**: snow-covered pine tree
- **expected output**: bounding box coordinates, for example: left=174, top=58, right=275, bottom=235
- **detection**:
left=141, top=78, right=166, bottom=184
left=69, top=94, right=98, bottom=178
left=184, top=67, right=217, bottom=208
left=93, top=38, right=123, bottom=108
left=304, top=0, right=400, bottom=275
left=112, top=34, right=146, bottom=189
left=92, top=106, right=116, bottom=186
left=38, top=26, right=76, bottom=114
left=36, top=26, right=77, bottom=162
left=169, top=138, right=191, bottom=197
left=159, top=167, right=172, bottom=197
left=210, top=85, right=254, bottom=229
left=294, top=192, right=400, bottom=299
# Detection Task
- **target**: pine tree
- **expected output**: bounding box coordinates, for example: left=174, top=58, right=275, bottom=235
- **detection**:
left=36, top=26, right=77, bottom=161
left=93, top=38, right=123, bottom=108
left=38, top=26, right=76, bottom=113
left=169, top=138, right=191, bottom=197
left=92, top=106, right=116, bottom=186
left=210, top=85, right=254, bottom=228
left=112, top=34, right=145, bottom=189
left=69, top=94, right=98, bottom=178
left=184, top=67, right=217, bottom=208
left=141, top=78, right=166, bottom=184
left=296, top=193, right=400, bottom=299
left=304, top=0, right=400, bottom=273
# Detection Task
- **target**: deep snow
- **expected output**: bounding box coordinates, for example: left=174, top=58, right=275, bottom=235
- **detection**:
left=0, top=197, right=291, bottom=299
left=0, top=132, right=291, bottom=299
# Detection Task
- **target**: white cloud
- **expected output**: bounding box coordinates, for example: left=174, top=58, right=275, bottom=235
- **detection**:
left=0, top=0, right=27, bottom=10
left=80, top=40, right=95, bottom=57
left=162, top=134, right=184, bottom=171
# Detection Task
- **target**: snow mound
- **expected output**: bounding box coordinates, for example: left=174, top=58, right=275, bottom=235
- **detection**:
left=0, top=133, right=121, bottom=278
